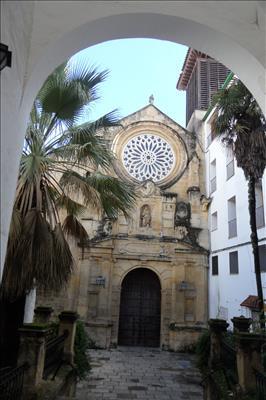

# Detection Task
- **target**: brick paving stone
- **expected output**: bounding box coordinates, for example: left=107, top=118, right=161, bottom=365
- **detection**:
left=61, top=347, right=203, bottom=400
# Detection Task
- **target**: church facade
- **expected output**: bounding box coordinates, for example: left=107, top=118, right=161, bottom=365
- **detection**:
left=37, top=104, right=209, bottom=351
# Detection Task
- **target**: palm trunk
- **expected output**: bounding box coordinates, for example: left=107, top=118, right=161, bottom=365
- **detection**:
left=248, top=177, right=265, bottom=330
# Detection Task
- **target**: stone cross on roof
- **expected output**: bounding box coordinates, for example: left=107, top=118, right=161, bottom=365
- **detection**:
left=149, top=94, right=154, bottom=104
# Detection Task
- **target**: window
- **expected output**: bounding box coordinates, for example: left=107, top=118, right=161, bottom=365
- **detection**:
left=210, top=159, right=216, bottom=193
left=255, top=183, right=265, bottom=229
left=229, top=251, right=239, bottom=274
left=211, top=211, right=218, bottom=231
left=259, top=245, right=266, bottom=273
left=228, top=196, right=237, bottom=238
left=226, top=150, right=234, bottom=180
left=212, top=256, right=218, bottom=275
left=207, top=133, right=212, bottom=148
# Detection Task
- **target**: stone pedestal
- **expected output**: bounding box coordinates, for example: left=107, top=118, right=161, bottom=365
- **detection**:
left=58, top=311, right=79, bottom=363
left=18, top=325, right=48, bottom=398
left=208, top=318, right=229, bottom=367
left=34, top=306, right=53, bottom=324
left=231, top=316, right=252, bottom=333
left=236, top=333, right=265, bottom=392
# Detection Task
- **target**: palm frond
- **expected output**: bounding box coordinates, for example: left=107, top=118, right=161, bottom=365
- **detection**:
left=62, top=214, right=88, bottom=242
left=56, top=194, right=87, bottom=216
left=59, top=170, right=102, bottom=209
left=86, top=172, right=136, bottom=219
left=3, top=58, right=135, bottom=301
left=67, top=59, right=109, bottom=101
left=212, top=80, right=266, bottom=180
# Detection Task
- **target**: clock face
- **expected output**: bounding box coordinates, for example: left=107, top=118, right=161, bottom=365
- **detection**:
left=122, top=133, right=175, bottom=182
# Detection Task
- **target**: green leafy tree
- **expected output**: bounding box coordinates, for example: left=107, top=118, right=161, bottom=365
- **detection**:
left=212, top=80, right=266, bottom=328
left=1, top=61, right=135, bottom=300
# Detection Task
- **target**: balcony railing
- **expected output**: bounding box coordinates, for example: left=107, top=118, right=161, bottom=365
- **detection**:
left=228, top=218, right=237, bottom=238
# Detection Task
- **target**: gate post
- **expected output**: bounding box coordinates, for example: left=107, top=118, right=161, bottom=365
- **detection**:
left=208, top=318, right=229, bottom=368
left=235, top=332, right=265, bottom=392
left=58, top=311, right=79, bottom=363
left=17, top=325, right=48, bottom=398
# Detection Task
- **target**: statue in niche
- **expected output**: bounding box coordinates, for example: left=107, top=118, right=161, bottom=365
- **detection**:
left=140, top=205, right=151, bottom=228
left=175, top=201, right=191, bottom=226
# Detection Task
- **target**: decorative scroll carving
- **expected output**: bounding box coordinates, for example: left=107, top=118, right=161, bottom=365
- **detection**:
left=138, top=179, right=161, bottom=197
left=140, top=204, right=151, bottom=228
left=175, top=226, right=188, bottom=240
left=200, top=195, right=211, bottom=212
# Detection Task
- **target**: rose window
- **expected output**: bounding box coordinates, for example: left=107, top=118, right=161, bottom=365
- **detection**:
left=122, top=134, right=175, bottom=182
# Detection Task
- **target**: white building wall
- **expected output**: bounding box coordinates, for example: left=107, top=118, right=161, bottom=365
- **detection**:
left=204, top=113, right=266, bottom=325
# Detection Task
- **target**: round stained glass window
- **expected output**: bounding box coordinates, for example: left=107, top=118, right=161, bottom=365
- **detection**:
left=122, top=134, right=175, bottom=182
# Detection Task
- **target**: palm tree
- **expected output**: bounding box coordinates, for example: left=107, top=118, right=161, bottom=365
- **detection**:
left=0, top=60, right=136, bottom=301
left=212, top=80, right=266, bottom=328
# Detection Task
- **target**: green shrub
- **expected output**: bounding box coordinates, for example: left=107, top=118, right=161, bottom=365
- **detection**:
left=74, top=320, right=91, bottom=380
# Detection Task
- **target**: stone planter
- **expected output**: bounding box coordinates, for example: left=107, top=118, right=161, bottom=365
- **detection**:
left=208, top=318, right=229, bottom=333
left=231, top=316, right=252, bottom=333
left=34, top=306, right=54, bottom=324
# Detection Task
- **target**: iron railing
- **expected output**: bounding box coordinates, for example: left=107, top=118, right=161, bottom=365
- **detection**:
left=0, top=363, right=28, bottom=400
left=220, top=339, right=238, bottom=386
left=254, top=369, right=266, bottom=400
left=221, top=339, right=236, bottom=367
left=43, top=330, right=68, bottom=380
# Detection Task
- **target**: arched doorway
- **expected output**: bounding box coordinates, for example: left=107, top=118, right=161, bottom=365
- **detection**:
left=118, top=268, right=161, bottom=347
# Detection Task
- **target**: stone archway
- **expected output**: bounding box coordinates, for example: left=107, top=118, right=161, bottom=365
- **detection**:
left=2, top=1, right=265, bottom=274
left=118, top=268, right=161, bottom=347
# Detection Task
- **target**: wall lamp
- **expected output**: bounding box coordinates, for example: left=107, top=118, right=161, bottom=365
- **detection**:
left=0, top=43, right=12, bottom=71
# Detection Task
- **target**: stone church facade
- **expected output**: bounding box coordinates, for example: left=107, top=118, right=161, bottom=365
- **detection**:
left=37, top=104, right=209, bottom=351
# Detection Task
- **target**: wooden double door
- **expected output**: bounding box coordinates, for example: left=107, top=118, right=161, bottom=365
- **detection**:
left=118, top=268, right=161, bottom=347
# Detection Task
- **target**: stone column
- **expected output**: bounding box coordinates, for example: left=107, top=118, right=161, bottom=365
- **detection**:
left=58, top=311, right=79, bottom=363
left=208, top=318, right=229, bottom=367
left=17, top=325, right=48, bottom=397
left=34, top=306, right=54, bottom=324
left=235, top=333, right=265, bottom=392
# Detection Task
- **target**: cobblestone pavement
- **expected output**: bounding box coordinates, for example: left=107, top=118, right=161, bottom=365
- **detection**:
left=73, top=347, right=203, bottom=400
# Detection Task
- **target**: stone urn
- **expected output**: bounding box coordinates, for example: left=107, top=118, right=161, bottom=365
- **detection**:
left=208, top=318, right=229, bottom=333
left=231, top=316, right=252, bottom=333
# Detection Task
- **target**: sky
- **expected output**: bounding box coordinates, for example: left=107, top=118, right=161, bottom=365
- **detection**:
left=70, top=39, right=188, bottom=128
